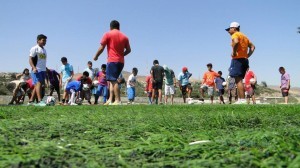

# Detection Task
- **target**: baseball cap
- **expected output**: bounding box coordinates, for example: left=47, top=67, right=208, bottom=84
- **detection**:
left=182, top=67, right=188, bottom=72
left=225, top=22, right=240, bottom=31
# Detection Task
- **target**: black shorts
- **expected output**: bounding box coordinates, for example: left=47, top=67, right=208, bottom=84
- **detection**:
left=181, top=85, right=187, bottom=95
left=181, top=84, right=191, bottom=96
left=152, top=81, right=163, bottom=90
left=229, top=58, right=249, bottom=78
left=50, top=83, right=60, bottom=92
left=218, top=89, right=225, bottom=96
left=281, top=88, right=289, bottom=97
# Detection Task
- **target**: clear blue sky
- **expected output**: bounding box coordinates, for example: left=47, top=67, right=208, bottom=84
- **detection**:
left=1, top=0, right=299, bottom=86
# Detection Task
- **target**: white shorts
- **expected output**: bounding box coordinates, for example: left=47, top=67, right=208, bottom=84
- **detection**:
left=200, top=84, right=214, bottom=96
left=62, top=79, right=72, bottom=90
left=165, top=85, right=175, bottom=96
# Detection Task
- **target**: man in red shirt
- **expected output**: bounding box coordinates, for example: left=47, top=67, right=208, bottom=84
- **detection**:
left=244, top=68, right=257, bottom=104
left=93, top=20, right=131, bottom=105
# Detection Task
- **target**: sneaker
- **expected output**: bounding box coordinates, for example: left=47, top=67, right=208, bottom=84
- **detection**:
left=127, top=102, right=132, bottom=105
left=27, top=102, right=35, bottom=106
left=234, top=100, right=247, bottom=105
left=111, top=102, right=122, bottom=106
left=35, top=101, right=47, bottom=107
left=70, top=102, right=78, bottom=106
left=104, top=101, right=111, bottom=106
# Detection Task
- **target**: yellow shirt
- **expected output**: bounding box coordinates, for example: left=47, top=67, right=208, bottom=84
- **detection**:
left=231, top=32, right=250, bottom=59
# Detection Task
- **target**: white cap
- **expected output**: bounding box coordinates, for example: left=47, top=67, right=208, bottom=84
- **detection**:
left=225, top=22, right=240, bottom=31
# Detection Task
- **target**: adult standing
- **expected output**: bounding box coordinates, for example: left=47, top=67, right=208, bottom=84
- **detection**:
left=163, top=65, right=176, bottom=105
left=151, top=60, right=164, bottom=104
left=28, top=34, right=47, bottom=106
left=84, top=61, right=96, bottom=80
left=226, top=22, right=255, bottom=104
left=279, top=67, right=290, bottom=104
left=93, top=20, right=131, bottom=105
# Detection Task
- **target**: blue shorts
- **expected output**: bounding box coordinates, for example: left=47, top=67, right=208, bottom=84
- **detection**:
left=229, top=58, right=249, bottom=78
left=31, top=71, right=46, bottom=85
left=127, top=87, right=135, bottom=100
left=106, top=62, right=124, bottom=81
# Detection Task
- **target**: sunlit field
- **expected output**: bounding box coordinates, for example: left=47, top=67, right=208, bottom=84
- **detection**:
left=1, top=105, right=300, bottom=167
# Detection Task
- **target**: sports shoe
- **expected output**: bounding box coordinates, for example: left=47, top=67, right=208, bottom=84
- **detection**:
left=111, top=102, right=122, bottom=106
left=27, top=102, right=35, bottom=106
left=35, top=101, right=47, bottom=107
left=234, top=100, right=247, bottom=105
left=70, top=102, right=78, bottom=106
left=104, top=101, right=111, bottom=106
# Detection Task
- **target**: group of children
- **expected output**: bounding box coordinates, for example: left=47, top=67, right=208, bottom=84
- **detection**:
left=131, top=61, right=291, bottom=105
left=8, top=55, right=290, bottom=106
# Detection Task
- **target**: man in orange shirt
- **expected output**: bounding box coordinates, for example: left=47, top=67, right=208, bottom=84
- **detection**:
left=199, top=63, right=220, bottom=104
left=226, top=22, right=255, bottom=104
left=93, top=20, right=131, bottom=105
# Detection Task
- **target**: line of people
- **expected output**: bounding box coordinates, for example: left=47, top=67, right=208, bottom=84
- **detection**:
left=8, top=20, right=291, bottom=105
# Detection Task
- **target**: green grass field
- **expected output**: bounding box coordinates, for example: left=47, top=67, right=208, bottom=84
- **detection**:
left=1, top=105, right=300, bottom=167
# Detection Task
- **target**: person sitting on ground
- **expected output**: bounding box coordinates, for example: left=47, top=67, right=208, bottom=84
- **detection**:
left=16, top=68, right=31, bottom=84
left=8, top=68, right=31, bottom=105
left=8, top=81, right=25, bottom=105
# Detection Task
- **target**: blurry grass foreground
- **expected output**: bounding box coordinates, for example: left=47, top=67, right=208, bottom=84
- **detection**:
left=0, top=105, right=300, bottom=167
